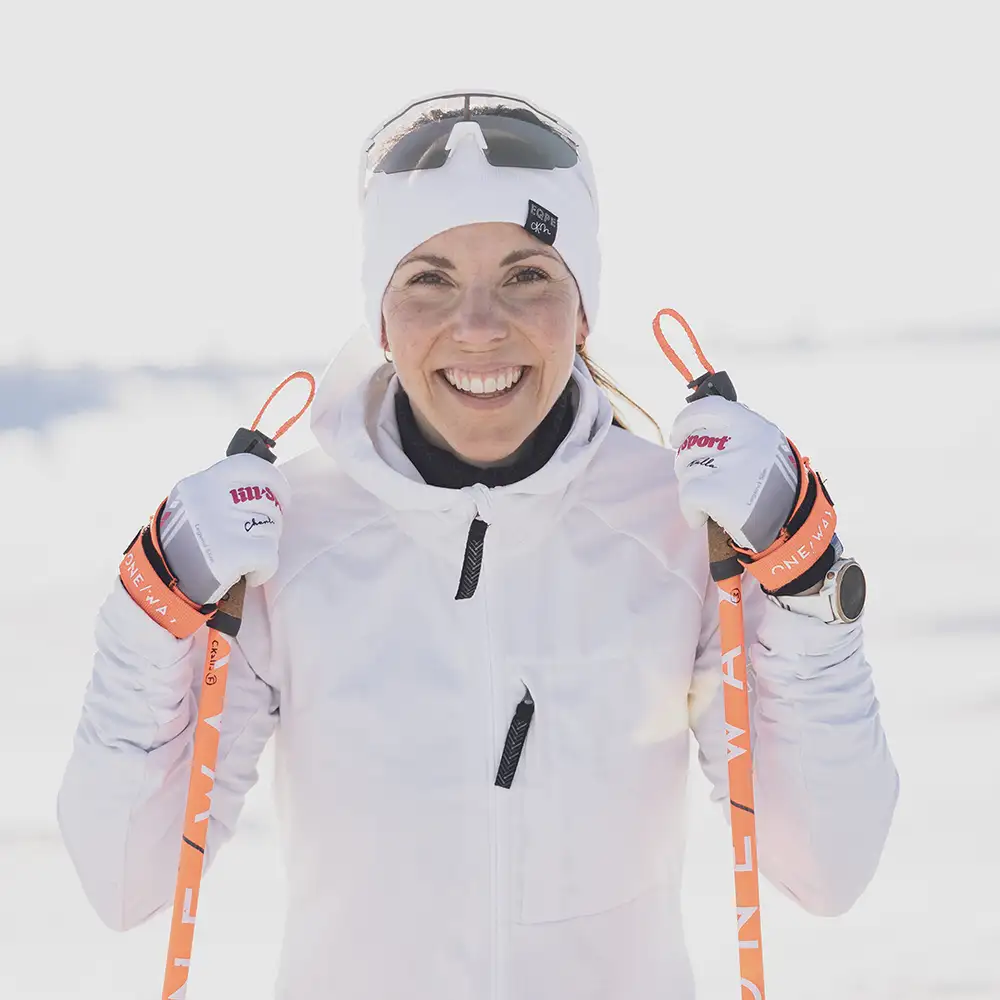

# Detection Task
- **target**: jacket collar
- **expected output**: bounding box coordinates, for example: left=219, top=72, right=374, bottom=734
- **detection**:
left=309, top=328, right=614, bottom=520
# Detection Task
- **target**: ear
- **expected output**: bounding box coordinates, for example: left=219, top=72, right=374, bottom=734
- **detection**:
left=575, top=304, right=590, bottom=347
left=380, top=315, right=389, bottom=352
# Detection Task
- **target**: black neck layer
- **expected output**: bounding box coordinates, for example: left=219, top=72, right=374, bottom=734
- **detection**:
left=394, top=382, right=576, bottom=489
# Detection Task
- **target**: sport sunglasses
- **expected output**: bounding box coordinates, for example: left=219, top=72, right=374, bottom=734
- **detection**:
left=362, top=91, right=581, bottom=182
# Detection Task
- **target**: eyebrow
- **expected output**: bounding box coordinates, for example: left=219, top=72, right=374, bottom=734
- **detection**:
left=499, top=247, right=560, bottom=266
left=397, top=247, right=560, bottom=270
left=398, top=253, right=455, bottom=270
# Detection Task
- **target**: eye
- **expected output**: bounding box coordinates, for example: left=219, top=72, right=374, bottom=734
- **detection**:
left=408, top=270, right=450, bottom=287
left=507, top=266, right=549, bottom=285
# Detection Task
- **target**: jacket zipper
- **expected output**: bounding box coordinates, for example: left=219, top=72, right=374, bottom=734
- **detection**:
left=460, top=486, right=504, bottom=1000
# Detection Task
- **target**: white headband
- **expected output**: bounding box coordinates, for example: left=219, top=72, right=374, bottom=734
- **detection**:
left=360, top=122, right=601, bottom=343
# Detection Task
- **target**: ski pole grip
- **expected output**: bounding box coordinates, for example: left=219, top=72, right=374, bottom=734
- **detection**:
left=707, top=520, right=744, bottom=584
left=685, top=369, right=737, bottom=404
left=226, top=427, right=277, bottom=463
left=207, top=428, right=278, bottom=637
left=208, top=580, right=246, bottom=638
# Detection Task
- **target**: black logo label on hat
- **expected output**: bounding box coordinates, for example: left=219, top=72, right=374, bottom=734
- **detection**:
left=525, top=200, right=558, bottom=246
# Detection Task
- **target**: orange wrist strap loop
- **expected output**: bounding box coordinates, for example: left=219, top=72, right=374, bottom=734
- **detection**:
left=119, top=499, right=218, bottom=639
left=730, top=438, right=837, bottom=592
left=652, top=308, right=716, bottom=382
left=250, top=370, right=316, bottom=442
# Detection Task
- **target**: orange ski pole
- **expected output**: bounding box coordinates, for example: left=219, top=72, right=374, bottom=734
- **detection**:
left=161, top=371, right=315, bottom=1000
left=161, top=605, right=236, bottom=1000
left=653, top=309, right=765, bottom=999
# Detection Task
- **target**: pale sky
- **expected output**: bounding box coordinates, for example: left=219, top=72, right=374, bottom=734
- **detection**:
left=1, top=2, right=997, bottom=368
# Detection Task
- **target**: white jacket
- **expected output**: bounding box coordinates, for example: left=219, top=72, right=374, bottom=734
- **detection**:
left=58, top=351, right=899, bottom=999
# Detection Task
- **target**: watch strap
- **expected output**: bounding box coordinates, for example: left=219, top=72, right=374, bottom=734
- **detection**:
left=766, top=558, right=864, bottom=624
left=766, top=590, right=837, bottom=623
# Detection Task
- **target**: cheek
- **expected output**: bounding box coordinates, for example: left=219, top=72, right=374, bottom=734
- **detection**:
left=503, top=293, right=579, bottom=357
left=383, top=294, right=448, bottom=358
left=385, top=287, right=457, bottom=328
left=501, top=276, right=578, bottom=321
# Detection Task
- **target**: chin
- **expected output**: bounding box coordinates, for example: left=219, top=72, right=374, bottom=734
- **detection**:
left=447, top=429, right=530, bottom=467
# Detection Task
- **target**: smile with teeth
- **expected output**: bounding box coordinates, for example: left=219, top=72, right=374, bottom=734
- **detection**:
left=442, top=366, right=526, bottom=397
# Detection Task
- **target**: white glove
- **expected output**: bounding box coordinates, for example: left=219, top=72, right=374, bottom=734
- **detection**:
left=158, top=453, right=289, bottom=604
left=668, top=395, right=799, bottom=553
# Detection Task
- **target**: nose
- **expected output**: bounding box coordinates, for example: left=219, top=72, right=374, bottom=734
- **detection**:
left=451, top=286, right=508, bottom=348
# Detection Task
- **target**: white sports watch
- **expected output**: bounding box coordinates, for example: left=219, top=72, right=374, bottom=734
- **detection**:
left=769, top=557, right=867, bottom=624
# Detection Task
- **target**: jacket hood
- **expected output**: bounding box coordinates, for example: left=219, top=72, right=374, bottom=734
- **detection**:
left=309, top=327, right=614, bottom=515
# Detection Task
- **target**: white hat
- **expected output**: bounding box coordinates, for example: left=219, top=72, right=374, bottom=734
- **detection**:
left=359, top=108, right=601, bottom=344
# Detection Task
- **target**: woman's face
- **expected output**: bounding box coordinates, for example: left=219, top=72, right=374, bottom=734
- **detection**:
left=381, top=222, right=588, bottom=466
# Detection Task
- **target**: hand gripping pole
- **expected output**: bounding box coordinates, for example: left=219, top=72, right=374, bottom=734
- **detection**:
left=652, top=310, right=766, bottom=1000
left=161, top=371, right=315, bottom=1000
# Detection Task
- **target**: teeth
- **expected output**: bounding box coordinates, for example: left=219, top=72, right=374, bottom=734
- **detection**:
left=444, top=366, right=524, bottom=395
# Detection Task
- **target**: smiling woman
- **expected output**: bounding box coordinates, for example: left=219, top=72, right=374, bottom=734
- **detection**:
left=383, top=231, right=657, bottom=456
left=58, top=90, right=897, bottom=1000
left=367, top=98, right=659, bottom=467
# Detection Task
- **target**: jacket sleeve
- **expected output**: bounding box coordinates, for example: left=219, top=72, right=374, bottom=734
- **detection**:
left=56, top=580, right=279, bottom=931
left=687, top=570, right=899, bottom=917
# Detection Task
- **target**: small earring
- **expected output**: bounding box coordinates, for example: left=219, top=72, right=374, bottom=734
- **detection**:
left=383, top=347, right=393, bottom=363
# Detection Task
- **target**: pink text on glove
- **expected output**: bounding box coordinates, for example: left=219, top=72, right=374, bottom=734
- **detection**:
left=229, top=486, right=283, bottom=512
left=678, top=434, right=731, bottom=453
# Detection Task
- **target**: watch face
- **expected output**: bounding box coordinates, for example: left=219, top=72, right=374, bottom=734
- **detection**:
left=837, top=563, right=866, bottom=621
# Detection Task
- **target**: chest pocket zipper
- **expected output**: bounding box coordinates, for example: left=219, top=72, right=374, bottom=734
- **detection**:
left=455, top=516, right=488, bottom=599
left=495, top=688, right=534, bottom=789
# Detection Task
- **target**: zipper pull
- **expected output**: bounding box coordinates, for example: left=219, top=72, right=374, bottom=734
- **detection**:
left=455, top=515, right=488, bottom=600
left=495, top=688, right=534, bottom=789
left=455, top=484, right=493, bottom=601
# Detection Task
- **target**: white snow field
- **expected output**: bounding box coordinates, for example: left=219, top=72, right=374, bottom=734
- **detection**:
left=2, top=330, right=998, bottom=998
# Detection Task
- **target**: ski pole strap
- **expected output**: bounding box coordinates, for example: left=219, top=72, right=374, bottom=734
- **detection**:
left=730, top=437, right=838, bottom=596
left=652, top=308, right=715, bottom=384
left=119, top=499, right=219, bottom=639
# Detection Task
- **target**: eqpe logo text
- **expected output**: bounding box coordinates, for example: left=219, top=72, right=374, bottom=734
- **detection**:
left=525, top=200, right=558, bottom=245
left=528, top=205, right=556, bottom=237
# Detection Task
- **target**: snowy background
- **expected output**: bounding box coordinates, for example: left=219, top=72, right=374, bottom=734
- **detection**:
left=2, top=2, right=999, bottom=997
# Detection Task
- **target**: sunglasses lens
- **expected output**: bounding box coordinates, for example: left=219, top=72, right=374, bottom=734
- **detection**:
left=367, top=95, right=579, bottom=179
left=477, top=115, right=578, bottom=169
left=375, top=119, right=453, bottom=174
